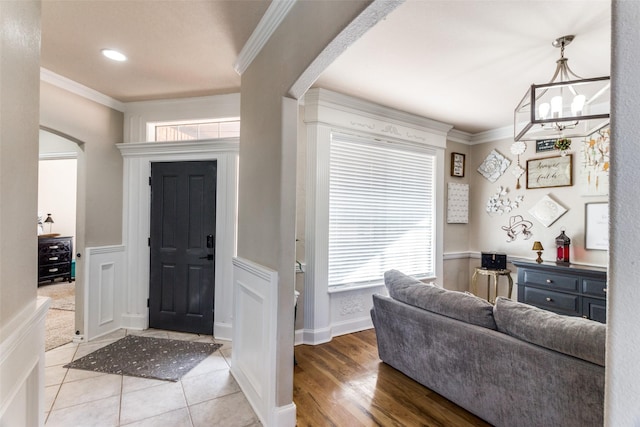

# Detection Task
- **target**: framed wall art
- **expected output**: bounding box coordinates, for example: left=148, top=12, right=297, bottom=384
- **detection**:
left=477, top=149, right=510, bottom=183
left=526, top=155, right=572, bottom=189
left=528, top=194, right=567, bottom=227
left=451, top=152, right=465, bottom=177
left=447, top=182, right=469, bottom=223
left=585, top=202, right=609, bottom=250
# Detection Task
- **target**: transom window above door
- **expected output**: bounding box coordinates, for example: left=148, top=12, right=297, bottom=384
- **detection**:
left=149, top=119, right=240, bottom=142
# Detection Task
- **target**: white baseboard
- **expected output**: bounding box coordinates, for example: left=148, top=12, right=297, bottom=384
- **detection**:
left=300, top=316, right=373, bottom=346
left=214, top=322, right=232, bottom=341
left=121, top=314, right=147, bottom=331
left=330, top=316, right=374, bottom=338
left=270, top=402, right=297, bottom=427
left=302, top=326, right=332, bottom=346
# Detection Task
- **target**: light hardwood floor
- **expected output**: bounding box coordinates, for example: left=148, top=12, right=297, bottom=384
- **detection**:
left=293, top=329, right=490, bottom=427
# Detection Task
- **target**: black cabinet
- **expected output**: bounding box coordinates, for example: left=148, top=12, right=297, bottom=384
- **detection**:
left=513, top=260, right=607, bottom=323
left=38, top=236, right=73, bottom=284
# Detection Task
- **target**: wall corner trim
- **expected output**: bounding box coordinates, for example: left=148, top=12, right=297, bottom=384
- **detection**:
left=233, top=0, right=298, bottom=75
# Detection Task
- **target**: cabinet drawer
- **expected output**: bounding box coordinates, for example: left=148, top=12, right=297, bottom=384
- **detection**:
left=583, top=297, right=606, bottom=323
left=582, top=278, right=607, bottom=298
left=38, top=240, right=71, bottom=256
left=39, top=251, right=72, bottom=265
left=522, top=287, right=580, bottom=316
left=38, top=263, right=71, bottom=278
left=522, top=270, right=578, bottom=292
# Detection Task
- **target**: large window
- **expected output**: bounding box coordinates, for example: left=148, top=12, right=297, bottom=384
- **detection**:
left=328, top=132, right=436, bottom=288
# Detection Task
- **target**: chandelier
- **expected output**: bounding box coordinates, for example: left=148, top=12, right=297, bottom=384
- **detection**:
left=514, top=35, right=610, bottom=142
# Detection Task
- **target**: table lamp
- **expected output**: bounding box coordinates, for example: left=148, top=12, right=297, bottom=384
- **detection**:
left=532, top=241, right=544, bottom=264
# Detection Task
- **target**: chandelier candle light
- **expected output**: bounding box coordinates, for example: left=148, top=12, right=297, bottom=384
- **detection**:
left=514, top=35, right=610, bottom=142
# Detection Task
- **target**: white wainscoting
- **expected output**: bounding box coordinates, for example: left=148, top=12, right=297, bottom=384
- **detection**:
left=0, top=297, right=49, bottom=427
left=231, top=257, right=296, bottom=427
left=84, top=245, right=125, bottom=341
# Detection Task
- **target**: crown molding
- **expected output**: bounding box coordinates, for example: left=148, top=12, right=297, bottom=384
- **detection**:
left=447, top=129, right=472, bottom=144
left=40, top=68, right=126, bottom=113
left=447, top=124, right=514, bottom=145
left=469, top=125, right=513, bottom=144
left=305, top=87, right=453, bottom=136
left=233, top=0, right=297, bottom=75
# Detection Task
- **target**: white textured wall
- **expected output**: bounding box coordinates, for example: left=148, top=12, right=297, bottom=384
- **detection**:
left=606, top=1, right=640, bottom=424
left=38, top=159, right=77, bottom=241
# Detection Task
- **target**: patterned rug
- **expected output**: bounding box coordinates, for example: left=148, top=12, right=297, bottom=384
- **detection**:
left=64, top=335, right=222, bottom=381
left=38, top=282, right=76, bottom=350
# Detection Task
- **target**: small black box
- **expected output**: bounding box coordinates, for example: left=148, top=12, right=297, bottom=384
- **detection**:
left=481, top=252, right=507, bottom=270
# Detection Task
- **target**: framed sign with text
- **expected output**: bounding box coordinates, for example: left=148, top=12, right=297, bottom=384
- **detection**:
left=451, top=152, right=465, bottom=177
left=526, top=155, right=572, bottom=189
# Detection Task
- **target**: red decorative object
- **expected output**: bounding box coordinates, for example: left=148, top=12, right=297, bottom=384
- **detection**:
left=555, top=229, right=571, bottom=265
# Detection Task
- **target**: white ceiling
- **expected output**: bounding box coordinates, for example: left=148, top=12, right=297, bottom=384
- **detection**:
left=41, top=0, right=611, bottom=135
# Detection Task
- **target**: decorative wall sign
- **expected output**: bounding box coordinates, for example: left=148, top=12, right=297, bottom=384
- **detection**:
left=528, top=194, right=567, bottom=227
left=536, top=139, right=557, bottom=153
left=585, top=202, right=609, bottom=250
left=579, top=128, right=610, bottom=196
left=485, top=186, right=523, bottom=215
left=451, top=152, right=465, bottom=177
left=477, top=149, right=511, bottom=183
left=447, top=183, right=469, bottom=223
left=501, top=215, right=533, bottom=242
left=526, top=155, right=572, bottom=189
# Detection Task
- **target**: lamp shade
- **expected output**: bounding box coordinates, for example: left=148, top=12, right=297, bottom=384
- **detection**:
left=531, top=241, right=544, bottom=251
left=44, top=214, right=54, bottom=224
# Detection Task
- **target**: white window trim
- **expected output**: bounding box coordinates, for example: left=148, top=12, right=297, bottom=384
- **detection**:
left=302, top=88, right=451, bottom=345
left=328, top=131, right=437, bottom=288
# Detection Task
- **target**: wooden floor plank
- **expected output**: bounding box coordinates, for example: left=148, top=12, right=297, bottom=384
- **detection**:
left=294, top=329, right=491, bottom=427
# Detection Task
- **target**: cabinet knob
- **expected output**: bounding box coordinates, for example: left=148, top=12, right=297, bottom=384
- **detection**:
left=48, top=268, right=59, bottom=273
left=545, top=297, right=553, bottom=302
left=49, top=257, right=59, bottom=261
left=603, top=288, right=607, bottom=293
left=546, top=279, right=553, bottom=284
left=49, top=245, right=59, bottom=250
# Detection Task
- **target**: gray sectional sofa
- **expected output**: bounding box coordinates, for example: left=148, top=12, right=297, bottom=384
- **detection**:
left=371, top=270, right=606, bottom=427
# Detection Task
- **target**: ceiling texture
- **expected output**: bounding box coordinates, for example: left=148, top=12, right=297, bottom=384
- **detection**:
left=41, top=0, right=611, bottom=135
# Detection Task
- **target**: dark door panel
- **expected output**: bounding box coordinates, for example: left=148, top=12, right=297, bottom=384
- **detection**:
left=149, top=161, right=216, bottom=334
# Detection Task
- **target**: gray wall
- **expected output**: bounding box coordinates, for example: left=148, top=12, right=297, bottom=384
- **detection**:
left=0, top=0, right=41, bottom=327
left=40, top=82, right=124, bottom=248
left=237, top=0, right=371, bottom=408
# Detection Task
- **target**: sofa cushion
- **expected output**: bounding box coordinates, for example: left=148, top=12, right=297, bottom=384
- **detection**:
left=384, top=269, right=497, bottom=330
left=493, top=297, right=606, bottom=366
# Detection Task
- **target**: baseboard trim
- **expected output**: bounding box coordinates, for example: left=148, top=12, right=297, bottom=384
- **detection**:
left=302, top=326, right=332, bottom=346
left=121, top=314, right=147, bottom=331
left=214, top=321, right=232, bottom=341
left=270, top=402, right=297, bottom=427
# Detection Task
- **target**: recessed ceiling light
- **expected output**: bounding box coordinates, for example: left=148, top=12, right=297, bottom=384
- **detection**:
left=101, top=49, right=127, bottom=62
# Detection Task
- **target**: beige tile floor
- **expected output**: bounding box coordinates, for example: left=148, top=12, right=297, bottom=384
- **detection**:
left=44, top=328, right=262, bottom=427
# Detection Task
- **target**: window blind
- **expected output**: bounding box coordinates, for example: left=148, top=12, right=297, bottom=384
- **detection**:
left=328, top=133, right=436, bottom=288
